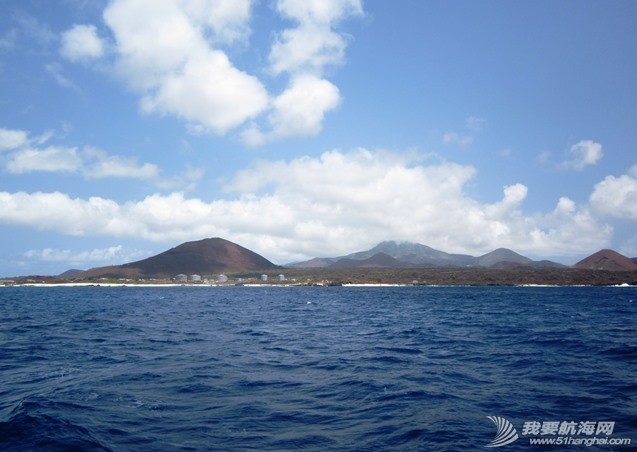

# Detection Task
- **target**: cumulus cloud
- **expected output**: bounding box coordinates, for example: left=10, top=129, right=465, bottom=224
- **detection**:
left=0, top=149, right=612, bottom=263
left=0, top=191, right=226, bottom=241
left=137, top=50, right=268, bottom=134
left=243, top=0, right=362, bottom=145
left=243, top=75, right=340, bottom=145
left=60, top=24, right=104, bottom=61
left=589, top=165, right=637, bottom=220
left=268, top=22, right=347, bottom=76
left=181, top=0, right=253, bottom=45
left=55, top=0, right=361, bottom=144
left=528, top=197, right=613, bottom=256
left=561, top=140, right=603, bottom=170
left=103, top=0, right=268, bottom=134
left=0, top=128, right=29, bottom=150
left=269, top=0, right=362, bottom=76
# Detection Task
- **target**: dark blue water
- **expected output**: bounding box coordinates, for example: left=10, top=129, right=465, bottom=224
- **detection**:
left=0, top=286, right=635, bottom=451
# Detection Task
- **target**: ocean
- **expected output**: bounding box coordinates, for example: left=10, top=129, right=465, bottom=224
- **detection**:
left=0, top=286, right=635, bottom=451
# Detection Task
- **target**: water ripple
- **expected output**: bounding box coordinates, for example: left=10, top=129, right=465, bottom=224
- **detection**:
left=0, top=286, right=635, bottom=450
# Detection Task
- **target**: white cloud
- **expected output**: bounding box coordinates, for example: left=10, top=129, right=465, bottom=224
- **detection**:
left=3, top=141, right=160, bottom=181
left=561, top=140, right=603, bottom=170
left=269, top=0, right=362, bottom=75
left=104, top=0, right=268, bottom=134
left=82, top=146, right=159, bottom=180
left=182, top=0, right=252, bottom=45
left=276, top=0, right=363, bottom=25
left=6, top=146, right=83, bottom=173
left=23, top=245, right=151, bottom=268
left=138, top=50, right=268, bottom=134
left=243, top=75, right=340, bottom=145
left=60, top=24, right=104, bottom=61
left=26, top=245, right=117, bottom=263
left=618, top=233, right=637, bottom=258
left=528, top=197, right=613, bottom=257
left=271, top=75, right=340, bottom=135
left=589, top=166, right=637, bottom=220
left=0, top=127, right=171, bottom=185
left=269, top=23, right=347, bottom=76
left=0, top=149, right=612, bottom=263
left=485, top=183, right=528, bottom=218
left=0, top=128, right=29, bottom=150
left=242, top=0, right=361, bottom=144
left=57, top=0, right=362, bottom=144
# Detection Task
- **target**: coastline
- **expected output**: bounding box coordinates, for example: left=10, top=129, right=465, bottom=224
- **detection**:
left=4, top=267, right=637, bottom=288
left=2, top=282, right=635, bottom=288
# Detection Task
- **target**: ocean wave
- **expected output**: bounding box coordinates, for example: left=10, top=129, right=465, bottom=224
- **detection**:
left=0, top=286, right=635, bottom=450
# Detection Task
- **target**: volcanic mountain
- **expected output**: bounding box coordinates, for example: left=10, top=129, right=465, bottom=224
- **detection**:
left=329, top=252, right=404, bottom=269
left=340, top=241, right=475, bottom=266
left=573, top=249, right=637, bottom=271
left=76, top=238, right=279, bottom=279
left=476, top=248, right=533, bottom=268
left=290, top=241, right=561, bottom=269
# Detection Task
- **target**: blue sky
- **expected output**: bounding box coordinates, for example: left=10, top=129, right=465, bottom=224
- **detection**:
left=1, top=0, right=636, bottom=276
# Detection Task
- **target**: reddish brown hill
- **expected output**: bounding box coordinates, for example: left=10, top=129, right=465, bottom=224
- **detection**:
left=77, top=238, right=279, bottom=279
left=573, top=249, right=637, bottom=271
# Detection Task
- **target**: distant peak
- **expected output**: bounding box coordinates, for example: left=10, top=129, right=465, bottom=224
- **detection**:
left=574, top=249, right=637, bottom=271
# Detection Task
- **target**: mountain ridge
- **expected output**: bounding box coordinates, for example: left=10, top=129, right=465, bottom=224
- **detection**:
left=52, top=239, right=637, bottom=282
left=340, top=241, right=475, bottom=266
left=290, top=241, right=564, bottom=269
left=329, top=252, right=405, bottom=269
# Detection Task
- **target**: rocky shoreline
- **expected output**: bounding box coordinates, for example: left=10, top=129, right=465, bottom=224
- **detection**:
left=5, top=267, right=637, bottom=287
